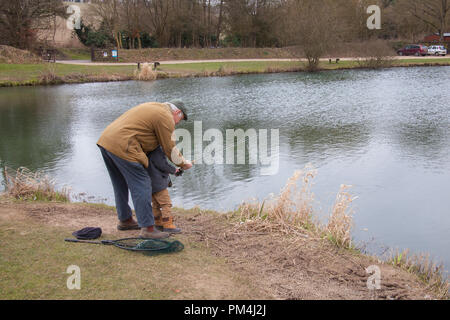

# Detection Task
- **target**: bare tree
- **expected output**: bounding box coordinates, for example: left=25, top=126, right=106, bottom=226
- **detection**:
left=141, top=0, right=170, bottom=47
left=216, top=0, right=225, bottom=46
left=286, top=0, right=340, bottom=71
left=223, top=0, right=282, bottom=47
left=386, top=2, right=428, bottom=42
left=0, top=0, right=67, bottom=49
left=121, top=0, right=144, bottom=49
left=57, top=0, right=450, bottom=51
left=91, top=0, right=122, bottom=48
left=399, top=0, right=450, bottom=41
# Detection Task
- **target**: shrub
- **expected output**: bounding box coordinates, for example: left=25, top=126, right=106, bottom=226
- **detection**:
left=356, top=40, right=394, bottom=69
left=75, top=20, right=115, bottom=48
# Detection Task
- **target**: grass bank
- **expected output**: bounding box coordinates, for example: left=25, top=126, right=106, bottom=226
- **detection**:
left=118, top=47, right=295, bottom=62
left=0, top=58, right=450, bottom=87
left=0, top=63, right=135, bottom=86
left=1, top=58, right=450, bottom=87
left=1, top=167, right=447, bottom=300
left=0, top=202, right=262, bottom=299
left=1, top=195, right=447, bottom=300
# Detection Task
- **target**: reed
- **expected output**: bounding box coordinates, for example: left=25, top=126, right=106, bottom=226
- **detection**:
left=38, top=63, right=62, bottom=85
left=233, top=165, right=356, bottom=249
left=134, top=63, right=157, bottom=81
left=2, top=167, right=70, bottom=202
left=326, top=184, right=356, bottom=248
left=216, top=66, right=234, bottom=76
left=232, top=165, right=320, bottom=237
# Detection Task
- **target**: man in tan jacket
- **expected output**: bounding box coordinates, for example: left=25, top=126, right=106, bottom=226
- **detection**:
left=97, top=100, right=192, bottom=239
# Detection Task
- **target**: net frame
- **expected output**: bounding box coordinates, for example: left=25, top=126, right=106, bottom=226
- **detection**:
left=103, top=238, right=172, bottom=252
left=65, top=237, right=184, bottom=255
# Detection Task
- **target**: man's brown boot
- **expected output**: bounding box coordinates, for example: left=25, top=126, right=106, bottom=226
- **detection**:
left=139, top=227, right=170, bottom=239
left=154, top=216, right=164, bottom=231
left=160, top=217, right=182, bottom=234
left=117, top=218, right=140, bottom=231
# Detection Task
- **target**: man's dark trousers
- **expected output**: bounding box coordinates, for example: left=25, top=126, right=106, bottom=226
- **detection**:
left=98, top=145, right=154, bottom=227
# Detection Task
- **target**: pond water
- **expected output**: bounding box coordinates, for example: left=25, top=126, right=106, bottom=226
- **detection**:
left=1, top=67, right=449, bottom=274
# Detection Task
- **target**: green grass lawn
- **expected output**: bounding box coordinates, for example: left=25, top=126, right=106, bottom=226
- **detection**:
left=0, top=217, right=260, bottom=299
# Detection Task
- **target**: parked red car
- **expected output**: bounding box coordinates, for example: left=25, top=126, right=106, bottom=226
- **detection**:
left=397, top=45, right=428, bottom=56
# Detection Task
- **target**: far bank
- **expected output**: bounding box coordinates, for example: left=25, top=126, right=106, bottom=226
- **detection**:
left=1, top=58, right=450, bottom=87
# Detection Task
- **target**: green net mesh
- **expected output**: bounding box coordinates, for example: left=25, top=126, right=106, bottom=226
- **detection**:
left=112, top=238, right=184, bottom=256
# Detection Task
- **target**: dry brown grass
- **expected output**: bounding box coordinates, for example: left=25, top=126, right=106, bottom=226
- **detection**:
left=265, top=66, right=303, bottom=73
left=232, top=166, right=356, bottom=249
left=216, top=65, right=234, bottom=76
left=326, top=185, right=356, bottom=248
left=2, top=167, right=70, bottom=202
left=119, top=47, right=296, bottom=62
left=232, top=165, right=321, bottom=238
left=0, top=45, right=42, bottom=64
left=134, top=63, right=157, bottom=81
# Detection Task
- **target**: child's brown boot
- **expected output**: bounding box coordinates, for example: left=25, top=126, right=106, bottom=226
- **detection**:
left=161, top=217, right=182, bottom=234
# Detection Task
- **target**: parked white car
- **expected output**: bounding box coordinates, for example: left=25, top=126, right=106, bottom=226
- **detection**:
left=427, top=45, right=447, bottom=56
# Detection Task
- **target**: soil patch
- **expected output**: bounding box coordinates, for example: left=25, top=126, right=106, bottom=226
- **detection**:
left=176, top=211, right=438, bottom=300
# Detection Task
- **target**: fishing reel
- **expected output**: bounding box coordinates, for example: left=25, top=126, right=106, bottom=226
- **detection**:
left=175, top=168, right=184, bottom=177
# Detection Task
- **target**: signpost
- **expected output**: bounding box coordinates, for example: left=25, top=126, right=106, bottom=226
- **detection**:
left=91, top=48, right=119, bottom=62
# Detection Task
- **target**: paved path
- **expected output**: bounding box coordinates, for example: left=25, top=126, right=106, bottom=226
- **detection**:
left=56, top=55, right=449, bottom=66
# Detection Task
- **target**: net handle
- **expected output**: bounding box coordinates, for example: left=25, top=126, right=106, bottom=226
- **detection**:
left=65, top=237, right=173, bottom=250
left=64, top=238, right=114, bottom=245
